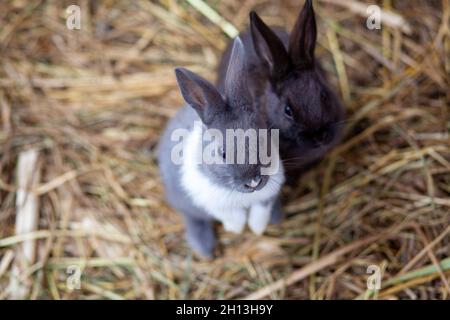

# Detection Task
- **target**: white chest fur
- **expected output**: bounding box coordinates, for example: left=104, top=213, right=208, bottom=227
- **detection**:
left=180, top=123, right=285, bottom=234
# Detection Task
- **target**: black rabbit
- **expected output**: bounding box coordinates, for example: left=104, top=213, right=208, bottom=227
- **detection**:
left=217, top=0, right=345, bottom=181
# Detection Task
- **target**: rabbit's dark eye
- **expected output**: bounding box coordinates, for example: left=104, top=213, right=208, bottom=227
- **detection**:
left=218, top=146, right=226, bottom=160
left=284, top=104, right=293, bottom=118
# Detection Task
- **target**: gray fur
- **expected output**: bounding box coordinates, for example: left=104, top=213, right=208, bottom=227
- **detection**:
left=158, top=39, right=284, bottom=258
left=158, top=106, right=216, bottom=257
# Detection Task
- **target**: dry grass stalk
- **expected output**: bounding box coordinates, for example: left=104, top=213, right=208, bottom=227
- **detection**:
left=8, top=149, right=41, bottom=299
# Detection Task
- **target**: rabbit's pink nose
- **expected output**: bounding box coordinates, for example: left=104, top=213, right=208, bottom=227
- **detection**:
left=245, top=177, right=262, bottom=189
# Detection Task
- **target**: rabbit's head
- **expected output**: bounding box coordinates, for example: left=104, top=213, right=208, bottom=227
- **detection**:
left=250, top=0, right=344, bottom=165
left=175, top=38, right=282, bottom=193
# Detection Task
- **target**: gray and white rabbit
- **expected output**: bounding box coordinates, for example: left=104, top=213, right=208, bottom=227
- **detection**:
left=158, top=38, right=285, bottom=258
left=217, top=0, right=345, bottom=181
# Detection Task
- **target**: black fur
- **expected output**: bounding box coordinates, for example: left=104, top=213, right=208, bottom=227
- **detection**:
left=217, top=0, right=345, bottom=180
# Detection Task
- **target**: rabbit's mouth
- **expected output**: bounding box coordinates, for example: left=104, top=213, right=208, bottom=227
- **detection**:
left=241, top=175, right=269, bottom=193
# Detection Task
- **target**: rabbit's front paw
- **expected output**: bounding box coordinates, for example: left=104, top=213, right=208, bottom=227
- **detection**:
left=248, top=202, right=271, bottom=235
left=221, top=209, right=246, bottom=234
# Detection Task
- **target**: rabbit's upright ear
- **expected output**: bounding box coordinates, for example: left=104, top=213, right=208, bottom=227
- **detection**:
left=250, top=11, right=290, bottom=80
left=288, top=0, right=317, bottom=69
left=224, top=37, right=251, bottom=107
left=175, top=67, right=225, bottom=124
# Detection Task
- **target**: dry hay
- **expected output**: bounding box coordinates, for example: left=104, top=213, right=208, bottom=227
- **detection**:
left=0, top=0, right=449, bottom=299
